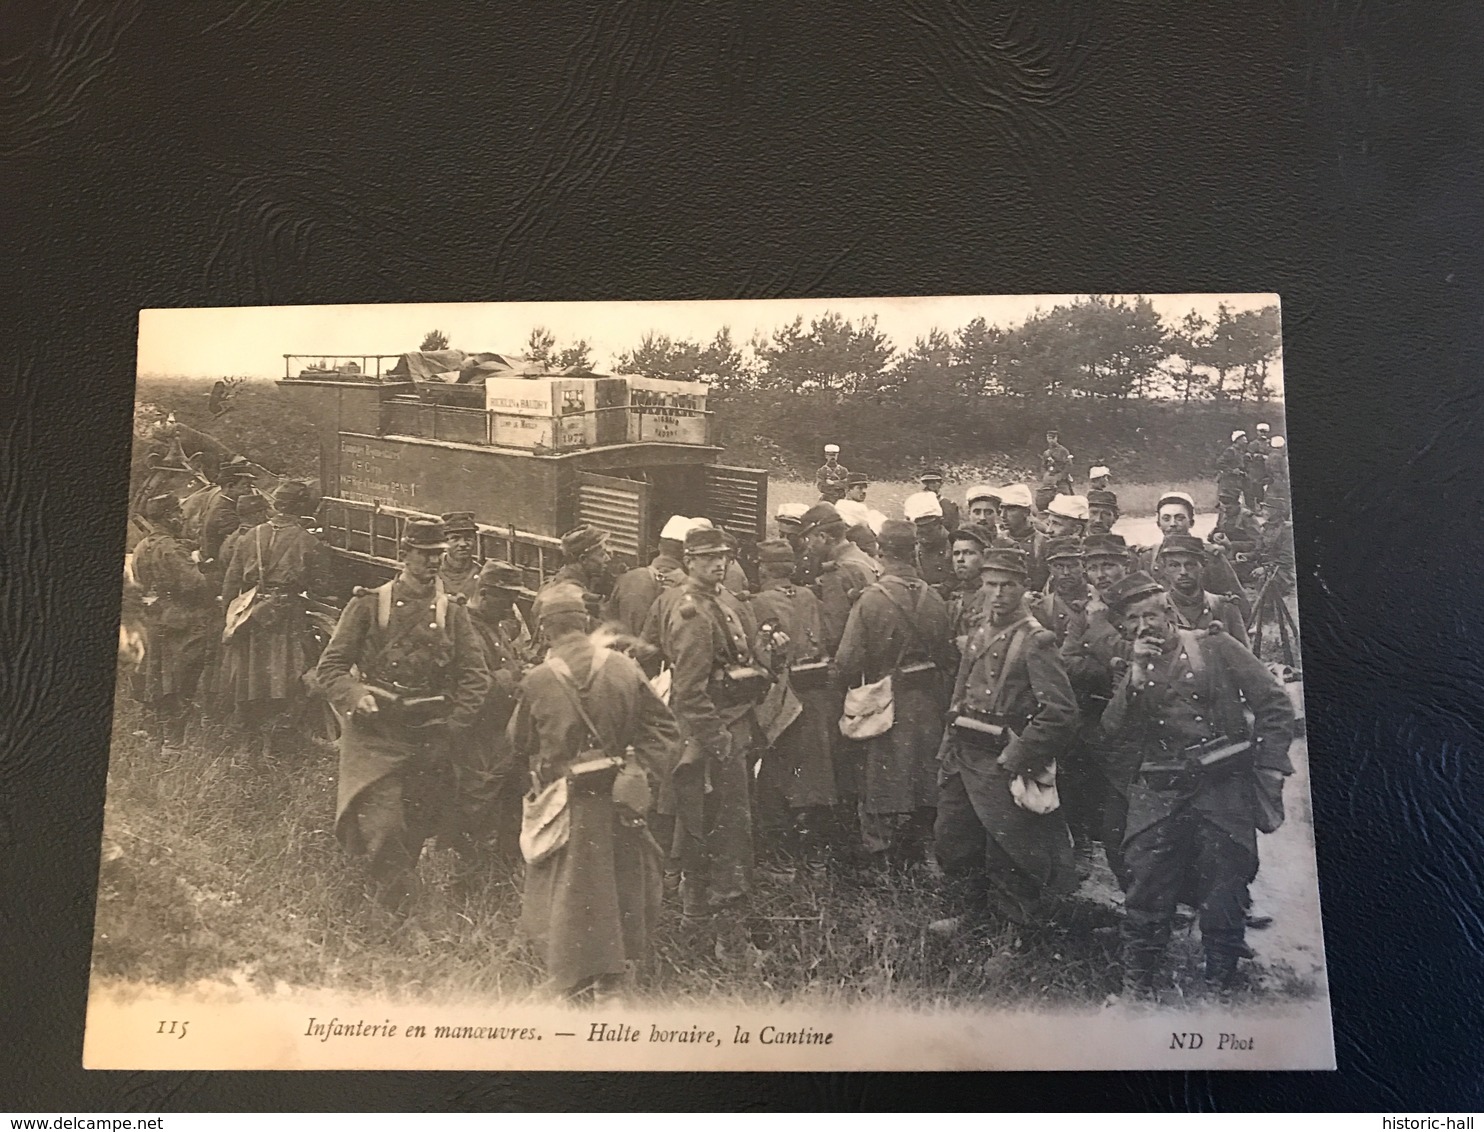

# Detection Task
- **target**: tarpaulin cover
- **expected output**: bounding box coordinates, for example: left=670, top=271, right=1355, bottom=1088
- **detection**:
left=386, top=350, right=585, bottom=383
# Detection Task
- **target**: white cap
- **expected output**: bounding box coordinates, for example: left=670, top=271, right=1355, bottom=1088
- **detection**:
left=902, top=491, right=943, bottom=521
left=1231, top=430, right=1247, bottom=442
left=1089, top=465, right=1111, bottom=480
left=660, top=514, right=695, bottom=541
left=866, top=509, right=887, bottom=535
left=998, top=483, right=1034, bottom=510
left=1270, top=435, right=1286, bottom=449
left=775, top=502, right=809, bottom=522
left=836, top=499, right=871, bottom=527
left=964, top=483, right=1001, bottom=504
left=824, top=443, right=840, bottom=454
left=1047, top=494, right=1090, bottom=521
left=1256, top=422, right=1271, bottom=432
left=1157, top=491, right=1197, bottom=514
left=690, top=516, right=714, bottom=529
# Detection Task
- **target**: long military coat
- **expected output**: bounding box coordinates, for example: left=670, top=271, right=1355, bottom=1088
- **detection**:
left=751, top=580, right=837, bottom=809
left=1169, top=589, right=1250, bottom=650
left=836, top=565, right=956, bottom=815
left=508, top=636, right=681, bottom=994
left=131, top=523, right=214, bottom=703
left=816, top=539, right=882, bottom=651
left=446, top=604, right=528, bottom=842
left=605, top=553, right=683, bottom=636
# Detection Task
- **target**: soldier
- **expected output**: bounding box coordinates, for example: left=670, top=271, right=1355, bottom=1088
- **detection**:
left=605, top=514, right=691, bottom=637
left=1210, top=487, right=1263, bottom=585
left=836, top=520, right=956, bottom=865
left=1243, top=429, right=1270, bottom=511
left=648, top=526, right=768, bottom=920
left=838, top=471, right=885, bottom=533
left=1036, top=430, right=1075, bottom=511
left=846, top=522, right=881, bottom=562
left=1216, top=430, right=1249, bottom=501
left=798, top=502, right=881, bottom=651
left=532, top=524, right=612, bottom=626
left=963, top=484, right=1001, bottom=535
left=441, top=560, right=529, bottom=873
left=815, top=443, right=850, bottom=496
left=775, top=502, right=818, bottom=585
left=1044, top=494, right=1090, bottom=540
left=221, top=480, right=333, bottom=756
left=919, top=469, right=961, bottom=531
left=1032, top=537, right=1093, bottom=646
left=1100, top=571, right=1294, bottom=993
left=437, top=512, right=482, bottom=599
left=931, top=546, right=1079, bottom=934
left=1141, top=491, right=1247, bottom=614
left=1088, top=465, right=1113, bottom=493
left=508, top=587, right=681, bottom=1003
left=996, top=484, right=1049, bottom=591
left=131, top=493, right=214, bottom=751
left=716, top=526, right=753, bottom=597
left=199, top=461, right=256, bottom=583
left=1158, top=534, right=1251, bottom=650
left=903, top=491, right=955, bottom=592
left=750, top=539, right=837, bottom=873
left=316, top=519, right=492, bottom=911
left=217, top=491, right=269, bottom=572
left=182, top=454, right=251, bottom=542
left=203, top=490, right=270, bottom=718
left=1086, top=489, right=1120, bottom=537
left=1252, top=495, right=1297, bottom=598
left=945, top=523, right=995, bottom=650
left=1267, top=434, right=1291, bottom=500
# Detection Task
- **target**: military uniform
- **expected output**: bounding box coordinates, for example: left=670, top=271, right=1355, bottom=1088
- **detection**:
left=437, top=558, right=482, bottom=600
left=1243, top=441, right=1270, bottom=510
left=132, top=514, right=214, bottom=746
left=815, top=460, right=850, bottom=495
left=1216, top=441, right=1248, bottom=500
left=606, top=551, right=684, bottom=636
left=816, top=539, right=882, bottom=651
left=1101, top=579, right=1294, bottom=988
left=317, top=563, right=492, bottom=907
left=1037, top=441, right=1075, bottom=509
left=946, top=579, right=987, bottom=653
left=1001, top=528, right=1050, bottom=592
left=1169, top=589, right=1250, bottom=650
left=1256, top=518, right=1297, bottom=597
left=1211, top=502, right=1262, bottom=581
left=1141, top=539, right=1249, bottom=622
left=1028, top=586, right=1092, bottom=647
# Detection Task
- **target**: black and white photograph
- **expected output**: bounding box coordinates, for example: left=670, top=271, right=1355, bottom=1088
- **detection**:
left=86, top=294, right=1331, bottom=1071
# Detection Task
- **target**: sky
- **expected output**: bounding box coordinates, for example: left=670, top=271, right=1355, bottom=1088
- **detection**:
left=138, top=293, right=1283, bottom=391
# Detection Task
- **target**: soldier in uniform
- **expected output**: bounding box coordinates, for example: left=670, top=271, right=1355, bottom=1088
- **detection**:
left=605, top=514, right=691, bottom=637
left=1140, top=491, right=1247, bottom=616
left=836, top=521, right=956, bottom=865
left=1036, top=430, right=1075, bottom=511
left=945, top=523, right=994, bottom=651
left=221, top=480, right=332, bottom=756
left=1216, top=430, right=1249, bottom=501
left=508, top=587, right=681, bottom=1002
left=316, top=519, right=492, bottom=911
left=1267, top=435, right=1291, bottom=500
left=996, top=484, right=1049, bottom=591
left=1044, top=494, right=1090, bottom=540
left=131, top=493, right=215, bottom=750
left=931, top=546, right=1078, bottom=934
left=963, top=484, right=1001, bottom=535
left=437, top=511, right=482, bottom=599
left=838, top=471, right=883, bottom=533
left=919, top=469, right=961, bottom=532
left=1158, top=534, right=1251, bottom=650
left=182, top=454, right=251, bottom=543
left=199, top=461, right=256, bottom=583
left=749, top=538, right=837, bottom=873
left=814, top=443, right=850, bottom=496
left=1088, top=465, right=1113, bottom=493
left=775, top=502, right=818, bottom=586
left=1031, top=537, right=1093, bottom=646
left=441, top=560, right=529, bottom=873
left=798, top=502, right=882, bottom=651
left=532, top=524, right=613, bottom=626
left=203, top=490, right=269, bottom=718
left=1086, top=489, right=1120, bottom=538
left=846, top=522, right=881, bottom=562
left=903, top=491, right=955, bottom=592
left=648, top=526, right=767, bottom=920
left=1243, top=429, right=1271, bottom=511
left=1252, top=495, right=1297, bottom=598
left=217, top=491, right=269, bottom=572
left=1100, top=571, right=1294, bottom=993
left=1209, top=487, right=1263, bottom=584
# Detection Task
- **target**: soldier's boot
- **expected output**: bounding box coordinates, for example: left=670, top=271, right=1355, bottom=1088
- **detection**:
left=1204, top=947, right=1242, bottom=993
left=1120, top=910, right=1170, bottom=1000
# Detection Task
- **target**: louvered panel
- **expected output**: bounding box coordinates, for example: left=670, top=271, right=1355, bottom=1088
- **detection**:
left=577, top=474, right=650, bottom=561
left=703, top=464, right=768, bottom=542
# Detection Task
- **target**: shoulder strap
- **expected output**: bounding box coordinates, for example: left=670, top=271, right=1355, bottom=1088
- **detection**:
left=546, top=650, right=614, bottom=754
left=375, top=581, right=394, bottom=630
left=870, top=578, right=930, bottom=665
left=987, top=620, right=1035, bottom=715
left=1040, top=590, right=1057, bottom=625
left=1178, top=628, right=1206, bottom=679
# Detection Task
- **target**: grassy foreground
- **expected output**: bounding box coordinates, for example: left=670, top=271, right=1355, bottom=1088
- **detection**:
left=93, top=691, right=1315, bottom=1010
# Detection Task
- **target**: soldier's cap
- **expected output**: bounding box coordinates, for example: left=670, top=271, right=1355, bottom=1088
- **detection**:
left=401, top=519, right=450, bottom=550
left=1105, top=571, right=1167, bottom=613
left=757, top=538, right=796, bottom=566
left=964, top=484, right=1001, bottom=506
left=949, top=523, right=996, bottom=550
left=1044, top=536, right=1085, bottom=561
left=218, top=457, right=255, bottom=481
left=560, top=524, right=609, bottom=558
left=846, top=523, right=878, bottom=551
left=718, top=527, right=739, bottom=550
left=439, top=511, right=477, bottom=535
left=1046, top=429, right=1059, bottom=436
left=660, top=514, right=696, bottom=542
left=1089, top=465, right=1112, bottom=480
left=846, top=471, right=870, bottom=486
left=998, top=483, right=1034, bottom=510
left=1256, top=422, right=1271, bottom=432
left=979, top=546, right=1029, bottom=578
left=1047, top=494, right=1090, bottom=522
left=877, top=519, right=917, bottom=556
left=919, top=469, right=944, bottom=482
left=143, top=493, right=182, bottom=521
left=1157, top=491, right=1197, bottom=516
left=1157, top=534, right=1207, bottom=560
left=538, top=584, right=588, bottom=621
left=478, top=559, right=524, bottom=589
left=798, top=502, right=843, bottom=536
left=774, top=502, right=809, bottom=525
left=1082, top=532, right=1130, bottom=559
left=1270, top=435, right=1286, bottom=449
left=272, top=479, right=317, bottom=516
left=1217, top=487, right=1242, bottom=502
left=823, top=443, right=840, bottom=454
left=1087, top=489, right=1119, bottom=509
left=902, top=491, right=943, bottom=522
left=1262, top=493, right=1292, bottom=515
left=235, top=492, right=270, bottom=519
left=1231, top=429, right=1247, bottom=441
left=683, top=527, right=729, bottom=555
left=819, top=481, right=847, bottom=501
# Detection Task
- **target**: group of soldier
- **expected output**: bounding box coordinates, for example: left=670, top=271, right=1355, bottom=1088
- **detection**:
left=123, top=421, right=1302, bottom=1004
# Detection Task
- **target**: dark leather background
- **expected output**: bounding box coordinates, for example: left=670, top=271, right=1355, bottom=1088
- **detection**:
left=4, top=0, right=1482, bottom=1112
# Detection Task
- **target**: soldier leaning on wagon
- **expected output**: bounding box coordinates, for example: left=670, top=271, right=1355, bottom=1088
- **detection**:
left=749, top=538, right=838, bottom=873
left=1086, top=489, right=1120, bottom=538
left=315, top=519, right=492, bottom=912
left=1058, top=533, right=1139, bottom=889
left=996, top=484, right=1049, bottom=592
left=903, top=491, right=956, bottom=593
left=220, top=480, right=333, bottom=757
left=931, top=545, right=1079, bottom=935
left=508, top=587, right=681, bottom=1003
left=918, top=469, right=961, bottom=533
left=836, top=521, right=957, bottom=866
left=944, top=523, right=995, bottom=653
left=436, top=511, right=482, bottom=599
left=646, top=526, right=770, bottom=920
left=131, top=493, right=215, bottom=751
left=962, top=484, right=1001, bottom=540
left=440, top=560, right=530, bottom=874
left=1099, top=571, right=1294, bottom=995
left=1157, top=534, right=1251, bottom=651
left=606, top=514, right=691, bottom=639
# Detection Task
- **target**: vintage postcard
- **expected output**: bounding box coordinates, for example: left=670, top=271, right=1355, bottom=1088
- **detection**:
left=87, top=295, right=1331, bottom=1070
